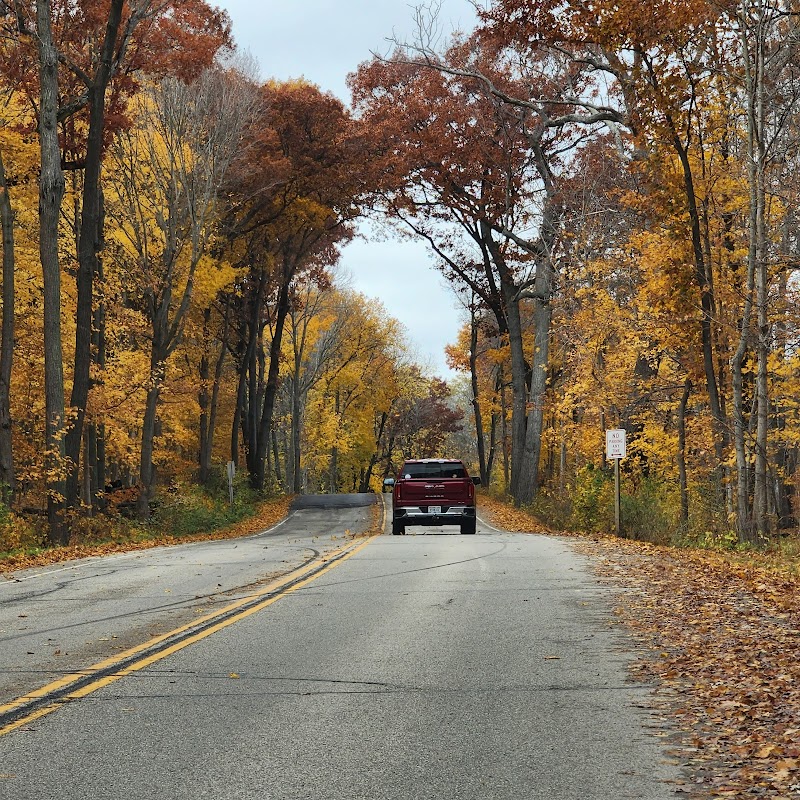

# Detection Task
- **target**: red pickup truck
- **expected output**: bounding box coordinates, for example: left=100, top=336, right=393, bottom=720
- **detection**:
left=385, top=458, right=479, bottom=535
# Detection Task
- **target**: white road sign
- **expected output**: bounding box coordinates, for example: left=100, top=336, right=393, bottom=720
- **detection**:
left=606, top=429, right=626, bottom=460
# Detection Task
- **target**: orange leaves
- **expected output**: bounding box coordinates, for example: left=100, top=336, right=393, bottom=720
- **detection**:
left=477, top=491, right=547, bottom=533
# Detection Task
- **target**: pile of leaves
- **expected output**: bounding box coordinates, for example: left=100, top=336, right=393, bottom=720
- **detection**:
left=478, top=491, right=558, bottom=534
left=479, top=492, right=800, bottom=798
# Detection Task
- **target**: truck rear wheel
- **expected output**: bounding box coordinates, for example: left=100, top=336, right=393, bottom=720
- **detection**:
left=460, top=520, right=476, bottom=535
left=392, top=520, right=405, bottom=535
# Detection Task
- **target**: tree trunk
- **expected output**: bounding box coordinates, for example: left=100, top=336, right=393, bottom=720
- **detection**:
left=253, top=271, right=291, bottom=491
left=751, top=15, right=770, bottom=543
left=137, top=377, right=161, bottom=520
left=469, top=306, right=487, bottom=486
left=91, top=254, right=107, bottom=509
left=138, top=333, right=165, bottom=519
left=37, top=0, right=68, bottom=544
left=677, top=378, right=692, bottom=529
left=734, top=4, right=771, bottom=545
left=291, top=377, right=302, bottom=494
left=516, top=281, right=553, bottom=506
left=499, top=364, right=510, bottom=493
left=199, top=345, right=210, bottom=483
left=487, top=405, right=498, bottom=487
left=203, top=336, right=227, bottom=484
left=271, top=428, right=283, bottom=487
left=731, top=276, right=755, bottom=541
left=233, top=286, right=263, bottom=476
left=65, top=0, right=126, bottom=513
left=199, top=307, right=227, bottom=486
left=674, top=139, right=725, bottom=421
left=360, top=411, right=389, bottom=493
left=0, top=149, right=15, bottom=502
left=502, top=280, right=528, bottom=504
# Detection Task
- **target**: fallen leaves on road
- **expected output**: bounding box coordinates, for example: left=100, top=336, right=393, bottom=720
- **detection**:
left=477, top=492, right=554, bottom=533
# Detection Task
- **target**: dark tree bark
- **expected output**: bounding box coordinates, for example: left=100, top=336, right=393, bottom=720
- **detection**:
left=64, top=0, right=128, bottom=514
left=0, top=150, right=15, bottom=502
left=88, top=217, right=107, bottom=511
left=253, top=271, right=291, bottom=491
left=677, top=378, right=692, bottom=529
left=136, top=350, right=164, bottom=519
left=37, top=0, right=68, bottom=544
left=469, top=305, right=488, bottom=486
left=199, top=307, right=228, bottom=485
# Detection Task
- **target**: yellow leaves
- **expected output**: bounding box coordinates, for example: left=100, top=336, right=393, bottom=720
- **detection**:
left=191, top=256, right=238, bottom=307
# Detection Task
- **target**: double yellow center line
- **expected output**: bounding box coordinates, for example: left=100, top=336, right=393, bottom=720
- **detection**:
left=0, top=534, right=377, bottom=737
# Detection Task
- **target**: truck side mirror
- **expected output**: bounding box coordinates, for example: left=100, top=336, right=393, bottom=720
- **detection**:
left=472, top=476, right=482, bottom=485
left=383, top=477, right=395, bottom=490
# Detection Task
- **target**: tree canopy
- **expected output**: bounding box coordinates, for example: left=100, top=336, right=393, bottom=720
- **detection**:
left=0, top=0, right=799, bottom=548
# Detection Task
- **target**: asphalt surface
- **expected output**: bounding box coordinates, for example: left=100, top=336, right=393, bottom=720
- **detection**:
left=0, top=495, right=683, bottom=799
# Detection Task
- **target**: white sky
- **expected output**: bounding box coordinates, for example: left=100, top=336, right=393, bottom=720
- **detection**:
left=216, top=0, right=479, bottom=380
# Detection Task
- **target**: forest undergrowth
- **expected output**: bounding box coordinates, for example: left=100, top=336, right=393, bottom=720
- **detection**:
left=480, top=492, right=800, bottom=799
left=0, top=492, right=292, bottom=573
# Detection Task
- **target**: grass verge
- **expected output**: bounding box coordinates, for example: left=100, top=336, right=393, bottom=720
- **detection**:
left=0, top=493, right=292, bottom=574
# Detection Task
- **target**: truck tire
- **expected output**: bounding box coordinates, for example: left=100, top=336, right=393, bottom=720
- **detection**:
left=460, top=520, right=476, bottom=535
left=392, top=519, right=405, bottom=535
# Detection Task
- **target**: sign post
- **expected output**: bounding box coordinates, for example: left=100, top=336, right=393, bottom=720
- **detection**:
left=605, top=429, right=626, bottom=537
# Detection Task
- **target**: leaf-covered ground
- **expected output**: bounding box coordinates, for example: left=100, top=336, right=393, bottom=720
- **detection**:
left=479, top=493, right=800, bottom=799
left=0, top=496, right=293, bottom=574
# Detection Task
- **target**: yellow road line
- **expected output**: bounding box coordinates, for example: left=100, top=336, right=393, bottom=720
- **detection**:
left=1, top=532, right=379, bottom=737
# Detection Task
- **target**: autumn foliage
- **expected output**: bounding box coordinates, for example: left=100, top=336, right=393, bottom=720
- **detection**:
left=345, top=0, right=800, bottom=549
left=0, top=1, right=472, bottom=550
left=1, top=0, right=800, bottom=558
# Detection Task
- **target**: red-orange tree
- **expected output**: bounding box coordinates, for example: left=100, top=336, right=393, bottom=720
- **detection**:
left=352, top=31, right=622, bottom=506
left=221, top=80, right=367, bottom=491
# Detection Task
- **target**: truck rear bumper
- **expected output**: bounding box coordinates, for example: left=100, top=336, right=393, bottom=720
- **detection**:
left=393, top=506, right=475, bottom=526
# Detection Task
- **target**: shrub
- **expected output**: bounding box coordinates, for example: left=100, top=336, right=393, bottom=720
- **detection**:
left=527, top=487, right=575, bottom=531
left=0, top=505, right=48, bottom=556
left=570, top=465, right=614, bottom=533
left=618, top=477, right=677, bottom=544
left=152, top=477, right=260, bottom=538
left=532, top=470, right=677, bottom=543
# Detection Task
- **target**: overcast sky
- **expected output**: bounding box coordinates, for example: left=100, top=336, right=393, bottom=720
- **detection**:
left=216, top=0, right=479, bottom=380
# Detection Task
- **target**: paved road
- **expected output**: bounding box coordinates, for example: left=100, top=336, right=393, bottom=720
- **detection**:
left=0, top=496, right=682, bottom=799
left=0, top=495, right=377, bottom=705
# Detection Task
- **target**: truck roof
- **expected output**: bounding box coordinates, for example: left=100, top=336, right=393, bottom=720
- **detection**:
left=401, top=458, right=463, bottom=463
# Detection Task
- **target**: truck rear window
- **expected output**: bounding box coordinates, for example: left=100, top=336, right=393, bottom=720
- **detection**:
left=401, top=464, right=467, bottom=479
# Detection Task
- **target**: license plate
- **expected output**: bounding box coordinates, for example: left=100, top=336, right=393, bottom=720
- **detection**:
left=428, top=506, right=441, bottom=514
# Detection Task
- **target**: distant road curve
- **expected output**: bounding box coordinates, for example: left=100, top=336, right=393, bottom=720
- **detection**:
left=290, top=493, right=378, bottom=510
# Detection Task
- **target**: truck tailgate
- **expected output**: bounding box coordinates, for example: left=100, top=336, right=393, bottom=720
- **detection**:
left=398, top=479, right=471, bottom=505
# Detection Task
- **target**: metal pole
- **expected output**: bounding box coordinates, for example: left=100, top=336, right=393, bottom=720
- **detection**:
left=614, top=457, right=622, bottom=537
